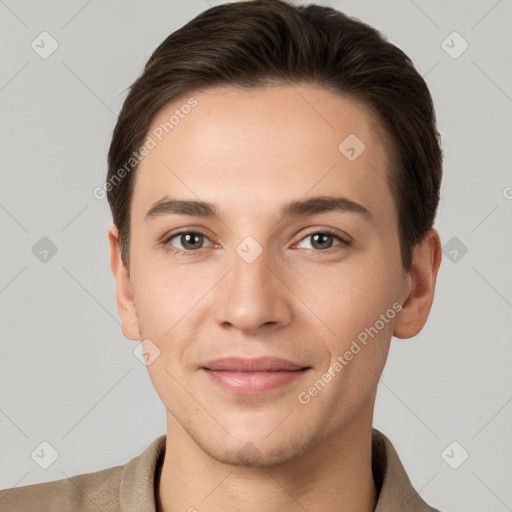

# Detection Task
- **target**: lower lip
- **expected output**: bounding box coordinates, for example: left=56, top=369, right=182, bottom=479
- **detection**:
left=200, top=368, right=309, bottom=395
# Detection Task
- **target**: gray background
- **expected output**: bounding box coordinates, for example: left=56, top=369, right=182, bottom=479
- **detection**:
left=1, top=0, right=511, bottom=510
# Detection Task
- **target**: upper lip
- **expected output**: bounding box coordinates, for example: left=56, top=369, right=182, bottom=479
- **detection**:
left=201, top=356, right=309, bottom=372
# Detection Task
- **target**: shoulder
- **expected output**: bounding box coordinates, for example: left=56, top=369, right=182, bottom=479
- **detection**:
left=0, top=434, right=166, bottom=512
left=0, top=464, right=123, bottom=512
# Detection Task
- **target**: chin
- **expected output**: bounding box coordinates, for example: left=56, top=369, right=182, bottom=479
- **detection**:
left=205, top=441, right=304, bottom=468
left=191, top=426, right=318, bottom=468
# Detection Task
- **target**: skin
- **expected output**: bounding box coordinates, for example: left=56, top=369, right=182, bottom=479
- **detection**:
left=108, top=83, right=442, bottom=512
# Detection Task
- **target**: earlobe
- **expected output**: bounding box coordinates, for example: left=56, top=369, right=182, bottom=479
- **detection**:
left=393, top=229, right=442, bottom=339
left=108, top=224, right=141, bottom=341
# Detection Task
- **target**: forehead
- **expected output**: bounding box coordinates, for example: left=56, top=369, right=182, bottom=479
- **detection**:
left=132, top=83, right=395, bottom=223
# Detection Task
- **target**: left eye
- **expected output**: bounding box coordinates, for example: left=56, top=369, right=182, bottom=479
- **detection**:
left=295, top=232, right=346, bottom=251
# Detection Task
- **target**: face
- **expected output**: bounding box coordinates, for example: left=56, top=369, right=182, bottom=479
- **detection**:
left=110, top=84, right=424, bottom=467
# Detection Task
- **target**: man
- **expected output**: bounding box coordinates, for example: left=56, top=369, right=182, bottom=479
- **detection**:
left=0, top=0, right=443, bottom=510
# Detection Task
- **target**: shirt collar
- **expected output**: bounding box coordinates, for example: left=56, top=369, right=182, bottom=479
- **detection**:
left=372, top=429, right=439, bottom=511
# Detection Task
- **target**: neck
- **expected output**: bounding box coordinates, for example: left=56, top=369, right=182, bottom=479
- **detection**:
left=157, top=412, right=378, bottom=512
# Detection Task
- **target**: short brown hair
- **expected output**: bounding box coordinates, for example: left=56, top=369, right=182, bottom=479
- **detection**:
left=107, top=0, right=442, bottom=272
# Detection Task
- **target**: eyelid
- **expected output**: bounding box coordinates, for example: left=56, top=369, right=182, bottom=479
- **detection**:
left=295, top=226, right=353, bottom=245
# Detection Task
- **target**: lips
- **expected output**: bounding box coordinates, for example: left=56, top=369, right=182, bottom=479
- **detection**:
left=200, top=356, right=311, bottom=395
left=201, top=356, right=309, bottom=372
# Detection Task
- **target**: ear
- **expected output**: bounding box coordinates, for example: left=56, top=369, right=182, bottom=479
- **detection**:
left=393, top=229, right=442, bottom=339
left=108, top=223, right=141, bottom=341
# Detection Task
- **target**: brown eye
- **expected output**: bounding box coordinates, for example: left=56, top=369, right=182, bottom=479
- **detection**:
left=177, top=232, right=204, bottom=250
left=310, top=233, right=337, bottom=250
left=164, top=230, right=213, bottom=254
left=295, top=230, right=351, bottom=253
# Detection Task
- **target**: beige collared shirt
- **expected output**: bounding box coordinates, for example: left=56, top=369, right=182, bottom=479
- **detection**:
left=0, top=428, right=441, bottom=511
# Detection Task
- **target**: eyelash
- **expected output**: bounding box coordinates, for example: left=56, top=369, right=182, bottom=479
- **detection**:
left=162, top=228, right=352, bottom=257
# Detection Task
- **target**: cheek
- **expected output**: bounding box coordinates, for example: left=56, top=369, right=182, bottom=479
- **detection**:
left=295, top=257, right=399, bottom=336
left=130, top=264, right=210, bottom=372
left=130, top=258, right=204, bottom=327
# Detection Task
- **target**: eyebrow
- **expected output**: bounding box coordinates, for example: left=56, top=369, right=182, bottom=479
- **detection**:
left=145, top=195, right=372, bottom=223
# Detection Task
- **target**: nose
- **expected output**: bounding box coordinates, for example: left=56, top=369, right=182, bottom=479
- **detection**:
left=213, top=241, right=294, bottom=334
